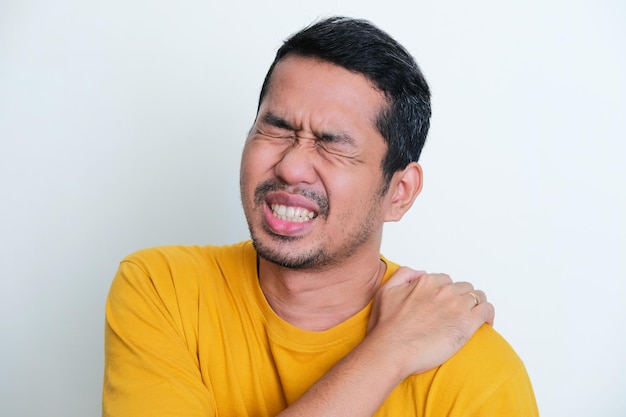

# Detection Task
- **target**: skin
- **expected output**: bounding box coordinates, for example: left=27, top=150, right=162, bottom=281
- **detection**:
left=240, top=54, right=410, bottom=330
left=241, top=55, right=393, bottom=271
left=239, top=55, right=494, bottom=415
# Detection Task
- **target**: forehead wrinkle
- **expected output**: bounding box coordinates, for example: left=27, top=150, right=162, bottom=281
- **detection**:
left=258, top=56, right=386, bottom=146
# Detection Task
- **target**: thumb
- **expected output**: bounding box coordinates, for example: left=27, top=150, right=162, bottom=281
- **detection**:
left=382, top=266, right=427, bottom=289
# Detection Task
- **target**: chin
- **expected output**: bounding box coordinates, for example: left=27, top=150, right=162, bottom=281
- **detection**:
left=251, top=234, right=334, bottom=270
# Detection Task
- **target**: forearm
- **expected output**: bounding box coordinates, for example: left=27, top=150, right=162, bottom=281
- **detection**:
left=277, top=336, right=405, bottom=417
left=276, top=269, right=495, bottom=417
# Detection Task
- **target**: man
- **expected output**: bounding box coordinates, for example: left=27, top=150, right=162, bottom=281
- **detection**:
left=103, top=17, right=538, bottom=416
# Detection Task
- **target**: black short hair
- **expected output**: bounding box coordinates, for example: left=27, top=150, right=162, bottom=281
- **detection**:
left=258, top=16, right=431, bottom=193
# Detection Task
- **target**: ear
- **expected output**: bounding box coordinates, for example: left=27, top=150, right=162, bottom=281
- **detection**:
left=383, top=162, right=423, bottom=222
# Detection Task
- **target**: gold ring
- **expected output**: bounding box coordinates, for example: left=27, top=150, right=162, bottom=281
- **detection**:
left=469, top=292, right=479, bottom=306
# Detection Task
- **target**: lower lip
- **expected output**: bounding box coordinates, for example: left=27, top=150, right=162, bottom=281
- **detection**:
left=263, top=204, right=315, bottom=236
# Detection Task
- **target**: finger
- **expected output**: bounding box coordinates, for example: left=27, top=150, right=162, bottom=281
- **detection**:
left=382, top=267, right=427, bottom=288
left=414, top=273, right=453, bottom=287
left=466, top=290, right=488, bottom=308
left=450, top=281, right=475, bottom=295
left=472, top=290, right=487, bottom=303
left=472, top=301, right=495, bottom=326
left=467, top=292, right=480, bottom=308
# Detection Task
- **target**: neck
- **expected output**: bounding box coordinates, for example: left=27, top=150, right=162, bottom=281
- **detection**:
left=258, top=253, right=386, bottom=331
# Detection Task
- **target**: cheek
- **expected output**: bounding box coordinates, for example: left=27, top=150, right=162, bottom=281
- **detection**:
left=329, top=172, right=386, bottom=218
left=325, top=174, right=368, bottom=209
left=241, top=141, right=280, bottom=177
left=240, top=146, right=263, bottom=184
left=240, top=142, right=281, bottom=206
left=240, top=145, right=258, bottom=198
left=329, top=169, right=382, bottom=199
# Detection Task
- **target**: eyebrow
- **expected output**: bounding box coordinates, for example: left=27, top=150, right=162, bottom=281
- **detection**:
left=261, top=111, right=356, bottom=146
left=262, top=112, right=295, bottom=130
left=318, top=131, right=356, bottom=146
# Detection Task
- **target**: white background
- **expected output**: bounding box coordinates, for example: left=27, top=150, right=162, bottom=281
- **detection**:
left=1, top=0, right=624, bottom=416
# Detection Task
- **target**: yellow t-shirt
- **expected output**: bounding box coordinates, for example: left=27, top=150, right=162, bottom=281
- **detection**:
left=103, top=241, right=538, bottom=417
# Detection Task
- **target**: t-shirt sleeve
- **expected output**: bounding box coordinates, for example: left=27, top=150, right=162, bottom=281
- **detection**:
left=103, top=255, right=216, bottom=417
left=468, top=364, right=539, bottom=417
left=423, top=324, right=539, bottom=417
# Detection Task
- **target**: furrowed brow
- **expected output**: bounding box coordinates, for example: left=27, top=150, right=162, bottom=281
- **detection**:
left=262, top=112, right=294, bottom=130
left=318, top=131, right=356, bottom=147
left=261, top=112, right=356, bottom=147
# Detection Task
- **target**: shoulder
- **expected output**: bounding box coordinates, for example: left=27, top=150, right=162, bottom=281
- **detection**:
left=379, top=258, right=527, bottom=381
left=446, top=324, right=526, bottom=379
left=107, top=241, right=259, bottom=333
left=121, top=240, right=254, bottom=272
left=422, top=325, right=537, bottom=415
left=110, top=241, right=256, bottom=301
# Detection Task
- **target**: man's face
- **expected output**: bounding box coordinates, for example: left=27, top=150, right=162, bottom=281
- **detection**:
left=240, top=55, right=392, bottom=270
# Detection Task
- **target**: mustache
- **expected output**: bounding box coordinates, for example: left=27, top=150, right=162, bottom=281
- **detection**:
left=254, top=179, right=330, bottom=219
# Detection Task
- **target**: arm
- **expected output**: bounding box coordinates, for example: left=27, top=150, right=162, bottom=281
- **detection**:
left=103, top=260, right=217, bottom=417
left=277, top=267, right=494, bottom=417
left=104, top=263, right=492, bottom=417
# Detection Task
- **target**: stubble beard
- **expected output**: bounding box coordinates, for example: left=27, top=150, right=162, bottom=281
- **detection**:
left=245, top=180, right=384, bottom=271
left=250, top=231, right=331, bottom=270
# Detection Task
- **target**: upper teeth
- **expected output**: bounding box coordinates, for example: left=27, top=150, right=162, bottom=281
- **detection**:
left=271, top=204, right=316, bottom=222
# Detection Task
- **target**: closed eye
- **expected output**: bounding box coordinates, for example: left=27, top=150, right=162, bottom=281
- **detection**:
left=315, top=130, right=359, bottom=158
left=255, top=112, right=361, bottom=161
left=252, top=116, right=292, bottom=142
left=318, top=131, right=355, bottom=148
left=262, top=113, right=294, bottom=132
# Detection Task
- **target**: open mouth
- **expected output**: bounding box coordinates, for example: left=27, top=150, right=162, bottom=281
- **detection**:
left=270, top=203, right=317, bottom=223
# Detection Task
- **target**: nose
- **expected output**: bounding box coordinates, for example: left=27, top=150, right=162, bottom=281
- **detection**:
left=274, top=138, right=318, bottom=185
